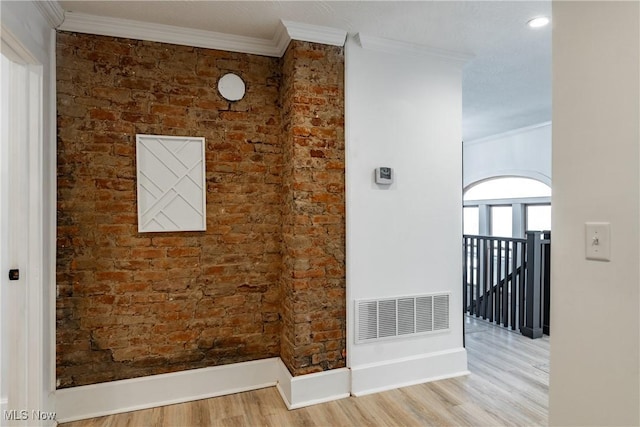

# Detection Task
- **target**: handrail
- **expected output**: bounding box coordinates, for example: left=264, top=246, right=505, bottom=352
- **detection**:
left=463, top=231, right=550, bottom=338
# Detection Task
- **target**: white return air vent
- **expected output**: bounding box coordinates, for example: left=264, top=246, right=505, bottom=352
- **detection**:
left=355, top=293, right=450, bottom=344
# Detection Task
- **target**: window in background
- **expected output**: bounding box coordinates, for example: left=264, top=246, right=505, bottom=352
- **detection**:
left=527, top=205, right=551, bottom=231
left=463, top=206, right=479, bottom=235
left=464, top=177, right=551, bottom=201
left=491, top=206, right=512, bottom=237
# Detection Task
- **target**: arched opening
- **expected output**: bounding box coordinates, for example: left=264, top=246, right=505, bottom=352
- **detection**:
left=464, top=176, right=551, bottom=238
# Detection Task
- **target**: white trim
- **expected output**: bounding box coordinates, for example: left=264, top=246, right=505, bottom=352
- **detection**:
left=56, top=357, right=352, bottom=422
left=59, top=12, right=284, bottom=57
left=464, top=196, right=551, bottom=207
left=355, top=33, right=473, bottom=65
left=281, top=20, right=347, bottom=48
left=271, top=21, right=291, bottom=57
left=55, top=358, right=280, bottom=423
left=350, top=348, right=469, bottom=396
left=2, top=3, right=58, bottom=422
left=0, top=25, right=39, bottom=64
left=275, top=360, right=293, bottom=406
left=26, top=58, right=46, bottom=426
left=34, top=0, right=65, bottom=29
left=464, top=121, right=552, bottom=146
left=46, top=24, right=58, bottom=400
left=275, top=359, right=350, bottom=410
left=464, top=170, right=553, bottom=188
left=53, top=347, right=468, bottom=419
left=1, top=26, right=51, bottom=425
left=58, top=12, right=347, bottom=58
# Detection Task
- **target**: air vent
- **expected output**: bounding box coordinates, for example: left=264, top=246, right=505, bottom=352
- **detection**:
left=355, top=293, right=450, bottom=344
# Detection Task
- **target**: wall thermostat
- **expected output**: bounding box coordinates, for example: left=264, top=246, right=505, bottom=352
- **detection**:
left=375, top=167, right=393, bottom=185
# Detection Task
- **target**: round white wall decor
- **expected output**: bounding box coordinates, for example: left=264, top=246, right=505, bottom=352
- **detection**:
left=218, top=73, right=246, bottom=101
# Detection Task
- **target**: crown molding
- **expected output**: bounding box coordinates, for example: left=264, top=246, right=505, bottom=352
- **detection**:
left=281, top=20, right=347, bottom=48
left=57, top=12, right=347, bottom=58
left=34, top=0, right=65, bottom=29
left=273, top=21, right=292, bottom=57
left=464, top=121, right=552, bottom=146
left=59, top=12, right=284, bottom=57
left=355, top=33, right=473, bottom=66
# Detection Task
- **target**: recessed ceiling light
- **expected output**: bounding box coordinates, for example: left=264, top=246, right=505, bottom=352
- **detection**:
left=527, top=16, right=550, bottom=28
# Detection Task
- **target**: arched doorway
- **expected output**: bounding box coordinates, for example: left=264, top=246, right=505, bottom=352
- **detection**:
left=464, top=176, right=551, bottom=238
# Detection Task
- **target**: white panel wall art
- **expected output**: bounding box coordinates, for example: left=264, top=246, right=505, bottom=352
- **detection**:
left=136, top=134, right=206, bottom=232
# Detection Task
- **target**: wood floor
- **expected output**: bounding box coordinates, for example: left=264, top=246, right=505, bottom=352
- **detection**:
left=60, top=316, right=549, bottom=427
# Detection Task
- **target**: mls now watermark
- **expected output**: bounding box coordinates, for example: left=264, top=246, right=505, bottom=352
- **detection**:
left=3, top=409, right=57, bottom=422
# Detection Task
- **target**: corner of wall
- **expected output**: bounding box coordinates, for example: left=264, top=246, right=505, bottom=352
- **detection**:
left=276, top=358, right=350, bottom=409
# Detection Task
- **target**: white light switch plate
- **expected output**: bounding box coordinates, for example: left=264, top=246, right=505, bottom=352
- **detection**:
left=585, top=222, right=610, bottom=261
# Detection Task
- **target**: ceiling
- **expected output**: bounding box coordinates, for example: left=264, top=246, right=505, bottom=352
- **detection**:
left=57, top=1, right=551, bottom=142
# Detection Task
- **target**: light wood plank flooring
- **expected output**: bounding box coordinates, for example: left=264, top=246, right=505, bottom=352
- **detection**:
left=60, top=316, right=549, bottom=427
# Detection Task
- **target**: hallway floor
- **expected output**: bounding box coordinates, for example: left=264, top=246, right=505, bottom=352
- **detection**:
left=60, top=316, right=549, bottom=426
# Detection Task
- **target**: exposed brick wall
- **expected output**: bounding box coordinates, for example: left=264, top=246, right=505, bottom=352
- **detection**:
left=56, top=32, right=283, bottom=387
left=280, top=41, right=346, bottom=375
left=56, top=32, right=344, bottom=387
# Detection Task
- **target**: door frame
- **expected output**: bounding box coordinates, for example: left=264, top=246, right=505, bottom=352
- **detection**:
left=1, top=26, right=47, bottom=425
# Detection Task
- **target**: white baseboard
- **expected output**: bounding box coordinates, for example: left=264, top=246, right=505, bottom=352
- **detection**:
left=350, top=347, right=469, bottom=396
left=275, top=359, right=350, bottom=409
left=56, top=349, right=465, bottom=421
left=55, top=358, right=279, bottom=423
left=55, top=357, right=351, bottom=422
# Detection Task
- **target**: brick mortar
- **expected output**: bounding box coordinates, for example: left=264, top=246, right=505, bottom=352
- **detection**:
left=56, top=32, right=344, bottom=388
left=280, top=41, right=346, bottom=376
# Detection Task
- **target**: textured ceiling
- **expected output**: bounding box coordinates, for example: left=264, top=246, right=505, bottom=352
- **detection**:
left=58, top=1, right=551, bottom=141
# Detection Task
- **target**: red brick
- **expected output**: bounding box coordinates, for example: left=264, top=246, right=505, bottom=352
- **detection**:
left=133, top=270, right=167, bottom=282
left=96, top=271, right=132, bottom=282
left=167, top=247, right=201, bottom=257
left=92, top=87, right=131, bottom=103
left=279, top=41, right=345, bottom=376
left=150, top=104, right=186, bottom=116
left=113, top=282, right=149, bottom=294
left=57, top=33, right=344, bottom=388
left=162, top=116, right=189, bottom=128
left=131, top=247, right=166, bottom=259
left=121, top=112, right=158, bottom=124
left=118, top=77, right=154, bottom=91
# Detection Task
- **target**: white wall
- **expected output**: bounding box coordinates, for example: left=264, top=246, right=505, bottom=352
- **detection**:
left=550, top=2, right=639, bottom=426
left=345, top=34, right=468, bottom=395
left=463, top=122, right=551, bottom=189
left=1, top=0, right=57, bottom=423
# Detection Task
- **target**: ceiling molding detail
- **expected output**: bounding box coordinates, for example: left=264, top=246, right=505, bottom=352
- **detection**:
left=281, top=20, right=347, bottom=48
left=59, top=12, right=284, bottom=57
left=355, top=33, right=474, bottom=66
left=463, top=121, right=552, bottom=146
left=58, top=12, right=347, bottom=58
left=272, top=22, right=291, bottom=57
left=34, top=0, right=65, bottom=29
